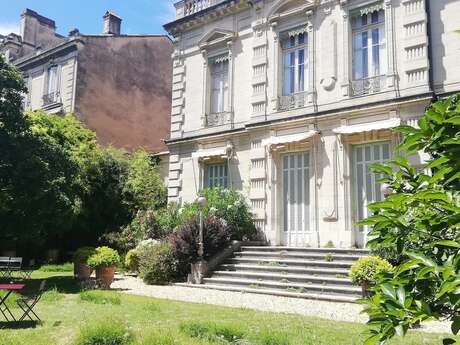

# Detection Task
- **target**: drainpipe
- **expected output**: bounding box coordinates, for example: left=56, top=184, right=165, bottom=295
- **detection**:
left=425, top=0, right=435, bottom=99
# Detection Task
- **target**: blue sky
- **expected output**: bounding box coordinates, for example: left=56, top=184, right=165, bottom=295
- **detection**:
left=0, top=0, right=176, bottom=37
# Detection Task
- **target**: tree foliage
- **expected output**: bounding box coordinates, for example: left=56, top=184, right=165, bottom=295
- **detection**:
left=361, top=94, right=460, bottom=344
left=0, top=56, right=167, bottom=255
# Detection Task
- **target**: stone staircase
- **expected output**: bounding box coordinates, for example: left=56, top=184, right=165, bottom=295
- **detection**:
left=180, top=245, right=369, bottom=303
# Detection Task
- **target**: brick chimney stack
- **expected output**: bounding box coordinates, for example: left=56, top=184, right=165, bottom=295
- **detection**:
left=103, top=11, right=122, bottom=35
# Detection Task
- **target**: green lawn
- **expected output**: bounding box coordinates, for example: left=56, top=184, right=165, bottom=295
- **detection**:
left=0, top=270, right=454, bottom=345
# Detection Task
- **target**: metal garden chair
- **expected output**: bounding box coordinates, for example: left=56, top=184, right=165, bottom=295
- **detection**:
left=0, top=257, right=10, bottom=279
left=16, top=280, right=46, bottom=322
left=8, top=257, right=22, bottom=276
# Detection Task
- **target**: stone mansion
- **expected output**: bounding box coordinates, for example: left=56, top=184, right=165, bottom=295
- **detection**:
left=164, top=0, right=459, bottom=248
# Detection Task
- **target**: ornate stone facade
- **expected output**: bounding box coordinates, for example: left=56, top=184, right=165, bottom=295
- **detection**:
left=164, top=0, right=460, bottom=248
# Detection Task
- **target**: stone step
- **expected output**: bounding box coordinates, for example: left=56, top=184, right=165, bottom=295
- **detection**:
left=227, top=257, right=353, bottom=269
left=203, top=277, right=361, bottom=296
left=212, top=271, right=352, bottom=285
left=175, top=283, right=358, bottom=303
left=234, top=251, right=363, bottom=261
left=219, top=263, right=350, bottom=277
left=240, top=246, right=369, bottom=255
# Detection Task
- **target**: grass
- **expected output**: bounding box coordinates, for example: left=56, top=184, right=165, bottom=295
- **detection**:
left=0, top=268, right=457, bottom=345
left=38, top=262, right=74, bottom=272
left=79, top=290, right=121, bottom=305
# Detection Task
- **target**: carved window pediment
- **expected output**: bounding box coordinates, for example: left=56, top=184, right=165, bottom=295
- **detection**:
left=199, top=29, right=236, bottom=50
left=268, top=0, right=316, bottom=21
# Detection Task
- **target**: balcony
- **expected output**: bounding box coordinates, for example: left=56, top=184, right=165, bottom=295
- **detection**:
left=350, top=75, right=386, bottom=97
left=278, top=91, right=308, bottom=111
left=175, top=0, right=225, bottom=19
left=206, top=111, right=232, bottom=127
left=42, top=91, right=61, bottom=107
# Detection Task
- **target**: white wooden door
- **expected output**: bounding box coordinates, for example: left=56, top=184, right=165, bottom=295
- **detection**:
left=352, top=142, right=390, bottom=247
left=283, top=152, right=310, bottom=247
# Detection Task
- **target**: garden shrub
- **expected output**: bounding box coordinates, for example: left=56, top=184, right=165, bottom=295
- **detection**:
left=73, top=247, right=96, bottom=264
left=124, top=248, right=140, bottom=272
left=349, top=256, right=392, bottom=286
left=137, top=242, right=177, bottom=285
left=73, top=320, right=133, bottom=345
left=168, top=216, right=231, bottom=279
left=88, top=246, right=120, bottom=269
left=79, top=291, right=121, bottom=305
left=180, top=188, right=258, bottom=241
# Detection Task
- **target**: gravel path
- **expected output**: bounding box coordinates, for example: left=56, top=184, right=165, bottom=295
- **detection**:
left=112, top=275, right=450, bottom=334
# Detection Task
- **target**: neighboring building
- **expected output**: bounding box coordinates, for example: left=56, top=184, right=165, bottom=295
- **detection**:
left=164, top=0, right=460, bottom=248
left=1, top=9, right=173, bottom=153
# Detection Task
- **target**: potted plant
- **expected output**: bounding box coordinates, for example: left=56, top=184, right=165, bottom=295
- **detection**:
left=349, top=256, right=393, bottom=297
left=73, top=247, right=96, bottom=280
left=88, top=246, right=120, bottom=288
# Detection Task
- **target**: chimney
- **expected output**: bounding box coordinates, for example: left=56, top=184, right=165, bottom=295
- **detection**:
left=103, top=11, right=122, bottom=35
left=20, top=8, right=56, bottom=47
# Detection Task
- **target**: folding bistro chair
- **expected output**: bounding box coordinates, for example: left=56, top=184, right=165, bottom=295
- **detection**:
left=0, top=257, right=10, bottom=279
left=8, top=258, right=22, bottom=278
left=16, top=280, right=46, bottom=322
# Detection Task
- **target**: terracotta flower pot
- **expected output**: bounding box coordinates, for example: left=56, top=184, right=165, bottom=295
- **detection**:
left=76, top=263, right=92, bottom=280
left=96, top=267, right=115, bottom=288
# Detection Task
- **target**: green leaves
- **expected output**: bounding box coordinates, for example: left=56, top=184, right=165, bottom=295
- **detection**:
left=359, top=94, right=460, bottom=345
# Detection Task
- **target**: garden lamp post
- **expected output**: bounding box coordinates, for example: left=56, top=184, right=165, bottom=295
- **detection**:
left=197, top=196, right=207, bottom=259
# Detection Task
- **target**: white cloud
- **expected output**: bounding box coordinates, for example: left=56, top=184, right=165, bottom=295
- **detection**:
left=0, top=22, right=19, bottom=36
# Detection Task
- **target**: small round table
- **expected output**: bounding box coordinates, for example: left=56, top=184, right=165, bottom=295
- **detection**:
left=0, top=284, right=25, bottom=321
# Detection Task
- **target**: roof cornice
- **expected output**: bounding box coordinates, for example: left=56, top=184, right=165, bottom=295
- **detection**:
left=164, top=0, right=251, bottom=37
left=14, top=38, right=82, bottom=68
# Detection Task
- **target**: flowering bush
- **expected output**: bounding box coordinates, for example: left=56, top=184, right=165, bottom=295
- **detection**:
left=180, top=188, right=258, bottom=241
left=168, top=216, right=231, bottom=279
left=137, top=242, right=177, bottom=285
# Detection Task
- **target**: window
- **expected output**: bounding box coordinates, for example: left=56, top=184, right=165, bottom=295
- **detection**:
left=352, top=8, right=386, bottom=80
left=282, top=31, right=308, bottom=96
left=44, top=65, right=59, bottom=105
left=207, top=163, right=228, bottom=188
left=210, top=56, right=229, bottom=114
left=47, top=65, right=58, bottom=95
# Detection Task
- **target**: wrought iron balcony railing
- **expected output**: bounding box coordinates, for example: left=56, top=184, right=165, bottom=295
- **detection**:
left=42, top=91, right=61, bottom=106
left=206, top=111, right=232, bottom=127
left=278, top=91, right=308, bottom=111
left=350, top=75, right=386, bottom=97
left=174, top=0, right=226, bottom=19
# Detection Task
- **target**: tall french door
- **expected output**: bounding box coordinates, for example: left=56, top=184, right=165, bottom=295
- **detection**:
left=283, top=152, right=311, bottom=247
left=352, top=142, right=390, bottom=247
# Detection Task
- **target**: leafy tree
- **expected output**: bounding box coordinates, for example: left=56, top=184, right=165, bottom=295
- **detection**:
left=360, top=94, right=460, bottom=344
left=0, top=56, right=167, bottom=255
left=123, top=150, right=167, bottom=211
left=0, top=57, right=80, bottom=246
